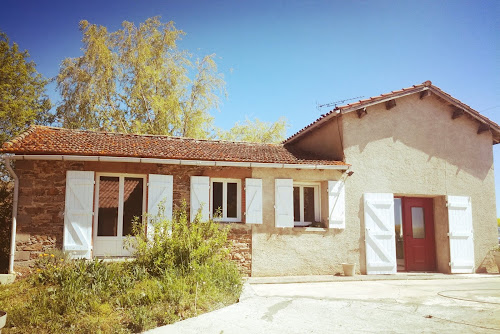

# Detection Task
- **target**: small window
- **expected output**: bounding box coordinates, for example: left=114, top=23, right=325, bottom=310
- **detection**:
left=210, top=179, right=241, bottom=222
left=293, top=183, right=320, bottom=227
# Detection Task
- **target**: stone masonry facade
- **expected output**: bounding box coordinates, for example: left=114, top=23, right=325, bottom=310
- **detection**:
left=13, top=159, right=252, bottom=275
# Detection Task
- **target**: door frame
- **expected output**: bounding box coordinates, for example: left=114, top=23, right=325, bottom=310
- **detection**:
left=93, top=173, right=147, bottom=257
left=401, top=196, right=436, bottom=272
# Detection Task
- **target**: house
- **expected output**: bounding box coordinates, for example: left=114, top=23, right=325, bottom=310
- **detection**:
left=2, top=81, right=499, bottom=276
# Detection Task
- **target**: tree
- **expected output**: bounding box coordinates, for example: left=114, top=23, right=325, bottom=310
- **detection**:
left=0, top=31, right=52, bottom=145
left=0, top=31, right=51, bottom=272
left=217, top=117, right=288, bottom=143
left=56, top=17, right=224, bottom=138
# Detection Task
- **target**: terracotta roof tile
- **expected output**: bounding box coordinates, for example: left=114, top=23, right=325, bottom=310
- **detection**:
left=1, top=126, right=346, bottom=166
left=284, top=81, right=500, bottom=144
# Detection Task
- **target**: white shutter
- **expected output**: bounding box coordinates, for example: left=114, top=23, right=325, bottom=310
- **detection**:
left=63, top=171, right=94, bottom=259
left=447, top=196, right=475, bottom=273
left=190, top=176, right=210, bottom=222
left=245, top=178, right=263, bottom=224
left=328, top=180, right=345, bottom=229
left=147, top=174, right=173, bottom=235
left=275, top=179, right=294, bottom=228
left=364, top=193, right=397, bottom=274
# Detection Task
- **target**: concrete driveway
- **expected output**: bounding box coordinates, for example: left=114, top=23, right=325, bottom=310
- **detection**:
left=148, top=275, right=500, bottom=333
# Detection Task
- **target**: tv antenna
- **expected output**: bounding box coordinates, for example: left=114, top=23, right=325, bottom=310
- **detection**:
left=317, top=96, right=364, bottom=111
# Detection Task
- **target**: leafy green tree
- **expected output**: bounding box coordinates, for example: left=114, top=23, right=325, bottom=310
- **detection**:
left=56, top=17, right=225, bottom=138
left=0, top=31, right=52, bottom=145
left=217, top=117, right=288, bottom=143
left=0, top=32, right=52, bottom=272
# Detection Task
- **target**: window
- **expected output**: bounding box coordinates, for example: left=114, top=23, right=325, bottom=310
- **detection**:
left=210, top=178, right=241, bottom=222
left=293, top=183, right=320, bottom=227
left=96, top=174, right=146, bottom=237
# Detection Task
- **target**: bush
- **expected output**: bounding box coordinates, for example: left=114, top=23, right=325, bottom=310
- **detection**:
left=0, top=181, right=13, bottom=273
left=126, top=201, right=233, bottom=277
left=0, top=202, right=242, bottom=333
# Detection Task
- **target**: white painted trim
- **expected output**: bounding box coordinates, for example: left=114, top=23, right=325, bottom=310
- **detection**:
left=5, top=154, right=349, bottom=170
left=210, top=178, right=242, bottom=223
left=293, top=182, right=321, bottom=226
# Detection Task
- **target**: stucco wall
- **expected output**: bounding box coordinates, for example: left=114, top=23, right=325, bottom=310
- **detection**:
left=250, top=168, right=352, bottom=276
left=13, top=160, right=253, bottom=275
left=286, top=116, right=344, bottom=161
left=342, top=93, right=498, bottom=273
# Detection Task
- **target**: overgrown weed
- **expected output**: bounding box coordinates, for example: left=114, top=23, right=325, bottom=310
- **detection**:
left=0, top=203, right=242, bottom=333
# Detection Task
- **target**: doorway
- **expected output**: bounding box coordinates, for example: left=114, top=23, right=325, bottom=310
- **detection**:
left=395, top=197, right=436, bottom=272
left=93, top=174, right=146, bottom=257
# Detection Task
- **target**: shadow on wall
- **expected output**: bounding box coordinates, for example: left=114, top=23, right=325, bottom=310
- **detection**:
left=344, top=94, right=493, bottom=181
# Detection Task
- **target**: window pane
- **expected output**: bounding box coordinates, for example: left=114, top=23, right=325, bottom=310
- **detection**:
left=122, top=178, right=144, bottom=236
left=212, top=182, right=223, bottom=217
left=411, top=207, right=425, bottom=239
left=394, top=199, right=404, bottom=260
left=293, top=187, right=300, bottom=222
left=227, top=182, right=237, bottom=218
left=303, top=187, right=315, bottom=222
left=98, top=176, right=119, bottom=236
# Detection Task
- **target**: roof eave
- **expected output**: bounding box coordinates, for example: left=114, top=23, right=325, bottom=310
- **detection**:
left=1, top=154, right=350, bottom=170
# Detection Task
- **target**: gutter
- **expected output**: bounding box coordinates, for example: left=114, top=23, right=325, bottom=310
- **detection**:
left=3, top=156, right=19, bottom=274
left=6, top=154, right=350, bottom=170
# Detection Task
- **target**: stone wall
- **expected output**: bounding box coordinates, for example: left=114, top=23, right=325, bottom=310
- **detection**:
left=15, top=160, right=68, bottom=264
left=13, top=159, right=253, bottom=274
left=227, top=224, right=252, bottom=276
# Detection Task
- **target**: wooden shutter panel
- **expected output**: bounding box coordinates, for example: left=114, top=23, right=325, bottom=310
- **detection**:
left=245, top=178, right=263, bottom=224
left=63, top=171, right=95, bottom=259
left=328, top=180, right=345, bottom=229
left=447, top=196, right=475, bottom=273
left=364, top=193, right=397, bottom=274
left=147, top=174, right=173, bottom=235
left=275, top=179, right=294, bottom=228
left=190, top=176, right=210, bottom=222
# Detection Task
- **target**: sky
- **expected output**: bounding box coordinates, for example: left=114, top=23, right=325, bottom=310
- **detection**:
left=1, top=0, right=499, bottom=212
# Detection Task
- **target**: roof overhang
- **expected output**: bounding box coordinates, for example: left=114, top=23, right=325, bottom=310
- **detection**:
left=284, top=82, right=500, bottom=145
left=3, top=154, right=349, bottom=170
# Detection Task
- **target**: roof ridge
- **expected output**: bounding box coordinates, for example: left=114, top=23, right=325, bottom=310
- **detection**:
left=42, top=126, right=283, bottom=147
left=284, top=80, right=500, bottom=144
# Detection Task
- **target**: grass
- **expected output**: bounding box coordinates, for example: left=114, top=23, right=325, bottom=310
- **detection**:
left=0, top=203, right=243, bottom=333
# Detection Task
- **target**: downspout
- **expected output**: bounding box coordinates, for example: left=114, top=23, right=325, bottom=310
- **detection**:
left=3, top=156, right=19, bottom=274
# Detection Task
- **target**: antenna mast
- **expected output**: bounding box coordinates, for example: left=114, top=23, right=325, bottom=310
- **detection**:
left=317, top=96, right=364, bottom=111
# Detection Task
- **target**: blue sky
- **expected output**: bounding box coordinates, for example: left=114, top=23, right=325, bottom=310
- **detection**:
left=1, top=0, right=499, bottom=213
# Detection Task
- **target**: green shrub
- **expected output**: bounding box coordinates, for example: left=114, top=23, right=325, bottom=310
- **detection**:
left=0, top=181, right=13, bottom=273
left=126, top=201, right=233, bottom=277
left=0, top=201, right=242, bottom=333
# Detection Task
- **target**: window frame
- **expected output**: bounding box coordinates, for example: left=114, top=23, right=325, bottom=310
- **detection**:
left=293, top=181, right=321, bottom=227
left=210, top=178, right=242, bottom=222
left=93, top=173, right=147, bottom=239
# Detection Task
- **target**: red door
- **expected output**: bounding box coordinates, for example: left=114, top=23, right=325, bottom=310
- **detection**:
left=402, top=198, right=436, bottom=272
